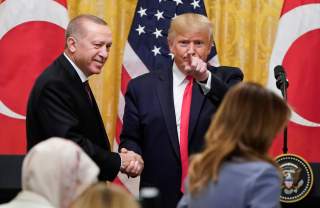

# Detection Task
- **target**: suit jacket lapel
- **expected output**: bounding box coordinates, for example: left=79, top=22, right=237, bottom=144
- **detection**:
left=156, top=68, right=180, bottom=160
left=58, top=54, right=95, bottom=109
left=189, top=82, right=205, bottom=142
left=58, top=54, right=110, bottom=148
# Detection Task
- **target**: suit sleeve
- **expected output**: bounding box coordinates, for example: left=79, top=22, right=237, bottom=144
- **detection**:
left=247, top=165, right=282, bottom=208
left=207, top=67, right=244, bottom=103
left=119, top=80, right=143, bottom=155
left=35, top=82, right=120, bottom=181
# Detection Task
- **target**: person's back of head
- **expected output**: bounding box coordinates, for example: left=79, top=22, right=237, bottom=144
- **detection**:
left=189, top=82, right=291, bottom=194
left=209, top=82, right=291, bottom=154
left=22, top=137, right=99, bottom=208
left=70, top=182, right=140, bottom=208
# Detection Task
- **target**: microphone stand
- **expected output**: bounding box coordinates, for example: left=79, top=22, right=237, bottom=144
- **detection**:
left=281, top=81, right=288, bottom=154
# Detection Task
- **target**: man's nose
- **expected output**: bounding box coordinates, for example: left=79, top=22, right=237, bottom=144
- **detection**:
left=187, top=43, right=195, bottom=56
left=99, top=47, right=108, bottom=58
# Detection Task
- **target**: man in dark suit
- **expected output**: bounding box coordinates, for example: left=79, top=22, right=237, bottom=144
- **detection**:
left=119, top=13, right=243, bottom=208
left=26, top=14, right=143, bottom=181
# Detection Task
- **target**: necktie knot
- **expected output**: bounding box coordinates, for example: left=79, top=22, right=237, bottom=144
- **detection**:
left=186, top=75, right=193, bottom=82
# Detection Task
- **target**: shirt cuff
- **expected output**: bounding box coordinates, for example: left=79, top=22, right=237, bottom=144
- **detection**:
left=119, top=153, right=125, bottom=170
left=196, top=72, right=212, bottom=95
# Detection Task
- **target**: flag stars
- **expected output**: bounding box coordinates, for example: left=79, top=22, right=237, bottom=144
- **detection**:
left=152, top=46, right=161, bottom=56
left=191, top=0, right=200, bottom=9
left=136, top=24, right=146, bottom=35
left=152, top=28, right=163, bottom=39
left=137, top=7, right=147, bottom=17
left=173, top=0, right=183, bottom=6
left=154, top=10, right=164, bottom=21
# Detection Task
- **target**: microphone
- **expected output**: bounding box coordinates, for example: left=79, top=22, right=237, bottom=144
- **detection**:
left=139, top=187, right=161, bottom=208
left=274, top=65, right=289, bottom=90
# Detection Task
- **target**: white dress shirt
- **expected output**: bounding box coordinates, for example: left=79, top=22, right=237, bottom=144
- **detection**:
left=64, top=53, right=88, bottom=83
left=172, top=63, right=211, bottom=143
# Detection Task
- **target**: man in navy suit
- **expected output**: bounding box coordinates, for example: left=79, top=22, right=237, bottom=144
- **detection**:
left=120, top=13, right=243, bottom=208
left=26, top=14, right=143, bottom=181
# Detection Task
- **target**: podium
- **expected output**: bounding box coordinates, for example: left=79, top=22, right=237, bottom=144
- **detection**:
left=0, top=155, right=24, bottom=203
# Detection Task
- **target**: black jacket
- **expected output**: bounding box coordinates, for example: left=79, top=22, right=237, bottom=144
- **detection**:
left=26, top=54, right=120, bottom=181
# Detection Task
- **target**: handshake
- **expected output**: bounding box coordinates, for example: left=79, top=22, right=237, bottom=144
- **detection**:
left=119, top=148, right=144, bottom=178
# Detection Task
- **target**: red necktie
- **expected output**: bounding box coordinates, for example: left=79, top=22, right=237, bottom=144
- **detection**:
left=180, top=76, right=193, bottom=193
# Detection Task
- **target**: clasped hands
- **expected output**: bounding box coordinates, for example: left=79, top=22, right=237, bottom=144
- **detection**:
left=119, top=148, right=144, bottom=178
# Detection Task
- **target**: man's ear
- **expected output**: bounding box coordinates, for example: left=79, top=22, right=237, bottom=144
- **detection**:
left=66, top=37, right=77, bottom=53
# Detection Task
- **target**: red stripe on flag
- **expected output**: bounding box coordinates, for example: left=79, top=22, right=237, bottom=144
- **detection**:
left=115, top=117, right=123, bottom=144
left=281, top=0, right=320, bottom=16
left=54, top=0, right=67, bottom=7
left=121, top=65, right=132, bottom=95
left=113, top=176, right=129, bottom=192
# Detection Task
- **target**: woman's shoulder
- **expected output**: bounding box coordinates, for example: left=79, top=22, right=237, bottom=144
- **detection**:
left=222, top=159, right=279, bottom=179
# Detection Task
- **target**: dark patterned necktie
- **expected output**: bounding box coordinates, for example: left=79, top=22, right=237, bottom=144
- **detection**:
left=83, top=81, right=93, bottom=105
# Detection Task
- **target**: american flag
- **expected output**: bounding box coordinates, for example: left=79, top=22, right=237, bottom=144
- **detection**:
left=113, top=0, right=218, bottom=194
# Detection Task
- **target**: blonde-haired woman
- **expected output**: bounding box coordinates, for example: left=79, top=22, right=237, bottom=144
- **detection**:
left=71, top=183, right=140, bottom=208
left=178, top=82, right=290, bottom=208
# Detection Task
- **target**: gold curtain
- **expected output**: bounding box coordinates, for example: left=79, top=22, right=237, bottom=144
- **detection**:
left=67, top=0, right=283, bottom=143
left=204, top=0, right=283, bottom=83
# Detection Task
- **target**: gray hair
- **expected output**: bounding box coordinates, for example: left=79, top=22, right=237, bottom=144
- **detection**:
left=65, top=14, right=108, bottom=46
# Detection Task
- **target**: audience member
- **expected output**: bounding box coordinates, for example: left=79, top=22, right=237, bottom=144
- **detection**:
left=0, top=137, right=99, bottom=208
left=178, top=82, right=291, bottom=208
left=70, top=182, right=140, bottom=208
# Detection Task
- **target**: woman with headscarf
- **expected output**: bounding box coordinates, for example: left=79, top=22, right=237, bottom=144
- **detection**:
left=0, top=137, right=99, bottom=208
left=178, top=82, right=291, bottom=208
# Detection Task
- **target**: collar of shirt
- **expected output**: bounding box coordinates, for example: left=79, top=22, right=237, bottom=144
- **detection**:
left=63, top=53, right=88, bottom=83
left=172, top=62, right=188, bottom=87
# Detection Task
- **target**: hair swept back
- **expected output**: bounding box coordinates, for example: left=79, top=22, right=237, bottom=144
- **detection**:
left=188, top=82, right=291, bottom=195
left=167, top=13, right=213, bottom=42
left=65, top=14, right=108, bottom=48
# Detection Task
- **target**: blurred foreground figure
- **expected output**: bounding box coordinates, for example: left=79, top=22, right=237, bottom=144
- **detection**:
left=178, top=82, right=291, bottom=208
left=71, top=182, right=140, bottom=208
left=0, top=137, right=99, bottom=208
